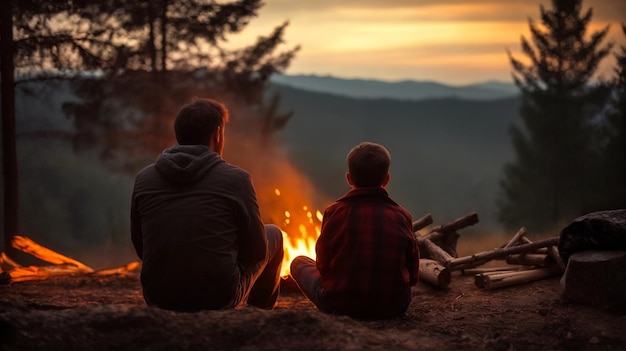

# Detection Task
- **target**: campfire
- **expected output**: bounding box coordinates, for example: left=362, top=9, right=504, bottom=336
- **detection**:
left=273, top=188, right=323, bottom=277
left=1, top=207, right=565, bottom=291
left=0, top=187, right=323, bottom=284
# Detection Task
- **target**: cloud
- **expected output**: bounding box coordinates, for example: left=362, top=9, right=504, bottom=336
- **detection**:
left=265, top=0, right=625, bottom=22
left=249, top=0, right=625, bottom=83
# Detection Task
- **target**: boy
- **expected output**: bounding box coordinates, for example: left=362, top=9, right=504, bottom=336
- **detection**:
left=290, top=142, right=419, bottom=319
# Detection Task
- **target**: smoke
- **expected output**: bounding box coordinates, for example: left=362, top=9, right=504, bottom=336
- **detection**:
left=223, top=122, right=331, bottom=241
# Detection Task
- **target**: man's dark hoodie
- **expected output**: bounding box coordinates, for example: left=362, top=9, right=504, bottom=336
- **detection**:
left=131, top=145, right=268, bottom=311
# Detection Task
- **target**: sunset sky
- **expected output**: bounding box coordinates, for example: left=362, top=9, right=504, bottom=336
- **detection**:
left=230, top=0, right=626, bottom=85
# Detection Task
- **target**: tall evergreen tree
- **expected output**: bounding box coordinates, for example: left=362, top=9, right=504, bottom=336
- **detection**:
left=1, top=0, right=18, bottom=256
left=12, top=0, right=264, bottom=77
left=6, top=1, right=299, bottom=252
left=598, top=24, right=626, bottom=209
left=12, top=0, right=299, bottom=172
left=497, top=0, right=613, bottom=231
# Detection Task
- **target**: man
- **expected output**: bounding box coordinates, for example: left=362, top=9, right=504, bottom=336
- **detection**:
left=131, top=98, right=283, bottom=311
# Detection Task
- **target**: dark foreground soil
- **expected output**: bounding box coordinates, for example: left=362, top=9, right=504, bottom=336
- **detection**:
left=1, top=271, right=625, bottom=351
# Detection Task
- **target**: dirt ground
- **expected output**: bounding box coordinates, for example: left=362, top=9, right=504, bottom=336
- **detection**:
left=1, top=269, right=625, bottom=351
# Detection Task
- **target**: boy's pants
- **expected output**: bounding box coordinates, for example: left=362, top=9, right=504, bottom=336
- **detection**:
left=289, top=256, right=334, bottom=313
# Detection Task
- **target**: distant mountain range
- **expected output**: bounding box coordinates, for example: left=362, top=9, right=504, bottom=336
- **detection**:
left=271, top=74, right=519, bottom=101
left=270, top=82, right=521, bottom=229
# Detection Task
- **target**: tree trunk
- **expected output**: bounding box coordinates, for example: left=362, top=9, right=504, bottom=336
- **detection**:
left=160, top=0, right=168, bottom=72
left=1, top=0, right=19, bottom=259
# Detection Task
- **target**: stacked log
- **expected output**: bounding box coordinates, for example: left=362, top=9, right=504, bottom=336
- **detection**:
left=458, top=230, right=563, bottom=290
left=414, top=213, right=565, bottom=290
left=414, top=212, right=478, bottom=288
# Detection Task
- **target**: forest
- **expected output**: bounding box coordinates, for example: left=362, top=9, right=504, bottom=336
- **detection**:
left=1, top=0, right=625, bottom=269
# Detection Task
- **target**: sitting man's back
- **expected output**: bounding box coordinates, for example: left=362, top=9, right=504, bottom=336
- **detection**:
left=131, top=98, right=283, bottom=311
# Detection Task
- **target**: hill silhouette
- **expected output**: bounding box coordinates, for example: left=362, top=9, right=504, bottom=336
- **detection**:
left=271, top=82, right=520, bottom=229
left=271, top=74, right=519, bottom=101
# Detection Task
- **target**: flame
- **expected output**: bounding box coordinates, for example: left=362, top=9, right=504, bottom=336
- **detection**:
left=274, top=188, right=323, bottom=277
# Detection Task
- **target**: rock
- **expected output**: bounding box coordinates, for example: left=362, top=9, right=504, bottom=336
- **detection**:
left=558, top=209, right=626, bottom=263
left=560, top=250, right=626, bottom=312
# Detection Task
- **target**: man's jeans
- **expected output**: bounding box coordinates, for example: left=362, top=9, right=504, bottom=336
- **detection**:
left=243, top=224, right=284, bottom=309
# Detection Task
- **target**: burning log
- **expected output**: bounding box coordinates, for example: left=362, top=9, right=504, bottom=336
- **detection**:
left=11, top=236, right=94, bottom=272
left=412, top=213, right=434, bottom=232
left=1, top=252, right=21, bottom=271
left=6, top=264, right=91, bottom=283
left=92, top=261, right=141, bottom=276
left=2, top=235, right=141, bottom=284
left=474, top=266, right=562, bottom=290
left=418, top=259, right=451, bottom=288
left=447, top=236, right=559, bottom=271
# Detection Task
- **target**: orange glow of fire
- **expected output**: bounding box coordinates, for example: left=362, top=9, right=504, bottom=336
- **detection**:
left=274, top=188, right=323, bottom=277
left=1, top=235, right=140, bottom=283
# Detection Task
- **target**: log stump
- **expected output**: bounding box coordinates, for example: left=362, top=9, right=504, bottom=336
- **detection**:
left=560, top=250, right=626, bottom=312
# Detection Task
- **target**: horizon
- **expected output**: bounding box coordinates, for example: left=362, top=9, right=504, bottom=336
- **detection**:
left=272, top=72, right=518, bottom=87
left=229, top=0, right=626, bottom=85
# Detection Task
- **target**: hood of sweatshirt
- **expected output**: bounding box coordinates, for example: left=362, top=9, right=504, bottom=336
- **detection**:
left=155, top=145, right=224, bottom=184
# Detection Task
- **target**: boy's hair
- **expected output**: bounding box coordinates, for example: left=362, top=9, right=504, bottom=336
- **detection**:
left=174, top=98, right=230, bottom=145
left=347, top=142, right=391, bottom=187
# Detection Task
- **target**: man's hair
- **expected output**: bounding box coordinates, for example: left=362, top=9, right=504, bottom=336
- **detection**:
left=174, top=98, right=229, bottom=145
left=347, top=142, right=391, bottom=187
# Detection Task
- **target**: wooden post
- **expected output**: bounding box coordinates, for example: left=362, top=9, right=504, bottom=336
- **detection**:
left=1, top=0, right=19, bottom=260
left=547, top=245, right=566, bottom=272
left=412, top=213, right=433, bottom=232
left=419, top=238, right=454, bottom=266
left=503, top=227, right=527, bottom=248
left=506, top=253, right=551, bottom=266
left=426, top=211, right=479, bottom=235
left=447, top=236, right=559, bottom=270
left=462, top=266, right=525, bottom=276
left=476, top=266, right=562, bottom=290
left=418, top=259, right=451, bottom=288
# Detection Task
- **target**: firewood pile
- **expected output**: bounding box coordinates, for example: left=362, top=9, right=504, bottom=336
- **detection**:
left=414, top=212, right=564, bottom=290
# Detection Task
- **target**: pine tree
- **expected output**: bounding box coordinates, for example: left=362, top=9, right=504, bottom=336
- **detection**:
left=598, top=24, right=626, bottom=209
left=497, top=0, right=613, bottom=231
left=12, top=0, right=299, bottom=172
